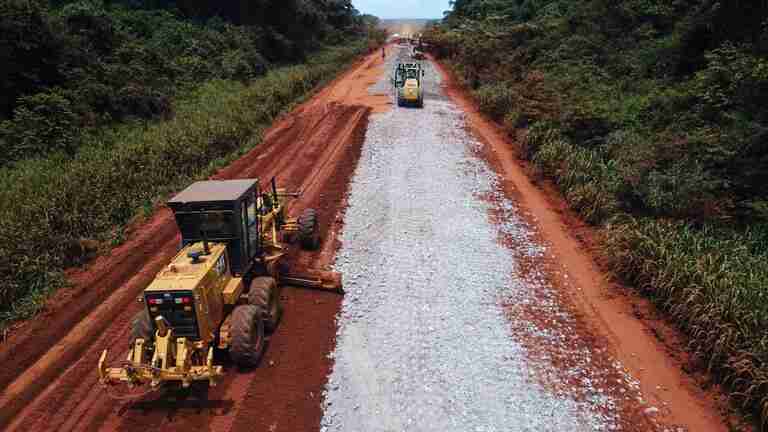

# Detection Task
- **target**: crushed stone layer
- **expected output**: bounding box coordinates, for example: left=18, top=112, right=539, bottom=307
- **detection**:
left=321, top=47, right=626, bottom=432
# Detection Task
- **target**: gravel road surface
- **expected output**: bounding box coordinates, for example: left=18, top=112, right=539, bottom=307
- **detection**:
left=321, top=48, right=622, bottom=432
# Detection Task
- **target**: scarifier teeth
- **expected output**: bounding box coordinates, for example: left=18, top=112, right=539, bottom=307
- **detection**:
left=280, top=270, right=344, bottom=294
left=321, top=271, right=343, bottom=293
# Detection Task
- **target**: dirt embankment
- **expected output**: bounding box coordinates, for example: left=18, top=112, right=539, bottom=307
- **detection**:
left=0, top=49, right=389, bottom=432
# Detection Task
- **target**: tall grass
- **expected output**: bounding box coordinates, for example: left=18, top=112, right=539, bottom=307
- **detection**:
left=605, top=219, right=768, bottom=424
left=0, top=41, right=369, bottom=328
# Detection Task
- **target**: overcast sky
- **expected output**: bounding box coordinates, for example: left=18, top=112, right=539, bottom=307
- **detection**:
left=353, top=0, right=449, bottom=19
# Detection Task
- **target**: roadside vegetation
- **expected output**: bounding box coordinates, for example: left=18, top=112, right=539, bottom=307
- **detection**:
left=0, top=0, right=385, bottom=328
left=424, top=0, right=768, bottom=426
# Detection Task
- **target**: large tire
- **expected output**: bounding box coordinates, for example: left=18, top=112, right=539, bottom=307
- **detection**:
left=131, top=309, right=153, bottom=342
left=298, top=208, right=320, bottom=250
left=248, top=277, right=281, bottom=333
left=229, top=305, right=265, bottom=368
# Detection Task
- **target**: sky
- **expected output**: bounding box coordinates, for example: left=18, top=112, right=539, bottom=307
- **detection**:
left=352, top=0, right=450, bottom=19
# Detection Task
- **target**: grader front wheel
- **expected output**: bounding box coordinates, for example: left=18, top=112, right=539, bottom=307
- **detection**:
left=298, top=208, right=320, bottom=250
left=229, top=305, right=265, bottom=368
left=248, top=276, right=281, bottom=333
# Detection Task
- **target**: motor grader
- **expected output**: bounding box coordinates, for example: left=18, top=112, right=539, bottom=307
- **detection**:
left=394, top=62, right=425, bottom=108
left=98, top=178, right=341, bottom=389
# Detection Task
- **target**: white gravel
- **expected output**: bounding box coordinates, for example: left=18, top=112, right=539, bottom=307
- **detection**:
left=320, top=48, right=624, bottom=432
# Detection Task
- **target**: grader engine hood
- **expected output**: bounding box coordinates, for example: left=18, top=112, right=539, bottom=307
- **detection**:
left=98, top=242, right=229, bottom=388
left=401, top=79, right=420, bottom=100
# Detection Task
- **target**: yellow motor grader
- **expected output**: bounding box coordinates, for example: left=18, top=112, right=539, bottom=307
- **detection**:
left=394, top=62, right=425, bottom=108
left=98, top=178, right=341, bottom=389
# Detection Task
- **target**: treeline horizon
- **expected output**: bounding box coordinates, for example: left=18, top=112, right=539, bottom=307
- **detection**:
left=1, top=0, right=381, bottom=162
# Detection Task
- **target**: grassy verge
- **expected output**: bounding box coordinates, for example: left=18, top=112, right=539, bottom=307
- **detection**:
left=605, top=219, right=768, bottom=419
left=529, top=116, right=768, bottom=422
left=0, top=40, right=371, bottom=330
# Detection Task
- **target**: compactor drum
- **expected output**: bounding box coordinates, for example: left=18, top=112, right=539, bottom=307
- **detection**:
left=98, top=178, right=341, bottom=389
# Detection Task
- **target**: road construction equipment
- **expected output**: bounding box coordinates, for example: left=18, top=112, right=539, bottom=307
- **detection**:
left=98, top=178, right=342, bottom=389
left=394, top=62, right=425, bottom=108
left=411, top=40, right=425, bottom=60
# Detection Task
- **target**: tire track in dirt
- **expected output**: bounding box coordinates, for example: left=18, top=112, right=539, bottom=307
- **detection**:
left=0, top=48, right=388, bottom=432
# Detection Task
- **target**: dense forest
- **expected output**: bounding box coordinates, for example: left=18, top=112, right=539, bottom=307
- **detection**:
left=425, top=0, right=768, bottom=426
left=0, top=0, right=383, bottom=329
left=0, top=0, right=379, bottom=162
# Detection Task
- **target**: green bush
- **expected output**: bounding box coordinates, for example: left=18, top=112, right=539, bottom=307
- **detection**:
left=0, top=0, right=63, bottom=117
left=220, top=49, right=268, bottom=81
left=532, top=127, right=621, bottom=223
left=114, top=84, right=171, bottom=120
left=58, top=0, right=120, bottom=54
left=1, top=89, right=80, bottom=159
left=473, top=83, right=514, bottom=120
left=691, top=43, right=768, bottom=119
left=639, top=160, right=719, bottom=218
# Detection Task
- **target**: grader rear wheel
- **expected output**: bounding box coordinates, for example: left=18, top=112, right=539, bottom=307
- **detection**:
left=298, top=208, right=320, bottom=250
left=229, top=305, right=265, bottom=368
left=248, top=276, right=281, bottom=333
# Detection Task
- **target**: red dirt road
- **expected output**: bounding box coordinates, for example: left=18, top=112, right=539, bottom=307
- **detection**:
left=0, top=49, right=388, bottom=432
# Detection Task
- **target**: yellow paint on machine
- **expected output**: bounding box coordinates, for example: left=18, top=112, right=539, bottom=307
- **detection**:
left=403, top=79, right=419, bottom=101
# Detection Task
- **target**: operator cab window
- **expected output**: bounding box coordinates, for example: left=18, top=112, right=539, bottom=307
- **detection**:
left=247, top=198, right=257, bottom=225
left=245, top=195, right=259, bottom=252
left=214, top=252, right=228, bottom=276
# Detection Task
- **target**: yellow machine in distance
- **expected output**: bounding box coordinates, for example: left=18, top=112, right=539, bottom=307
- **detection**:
left=395, top=62, right=425, bottom=108
left=98, top=178, right=340, bottom=389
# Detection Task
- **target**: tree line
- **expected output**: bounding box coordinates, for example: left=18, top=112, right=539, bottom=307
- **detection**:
left=0, top=0, right=381, bottom=163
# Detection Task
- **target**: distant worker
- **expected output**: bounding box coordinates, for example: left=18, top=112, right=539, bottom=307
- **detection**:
left=382, top=46, right=386, bottom=60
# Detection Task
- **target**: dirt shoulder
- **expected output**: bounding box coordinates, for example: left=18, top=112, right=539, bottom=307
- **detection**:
left=431, top=58, right=738, bottom=431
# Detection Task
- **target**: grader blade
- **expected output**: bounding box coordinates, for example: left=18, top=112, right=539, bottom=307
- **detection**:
left=281, top=270, right=343, bottom=294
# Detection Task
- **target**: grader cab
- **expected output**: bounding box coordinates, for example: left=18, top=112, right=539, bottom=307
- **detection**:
left=98, top=178, right=341, bottom=389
